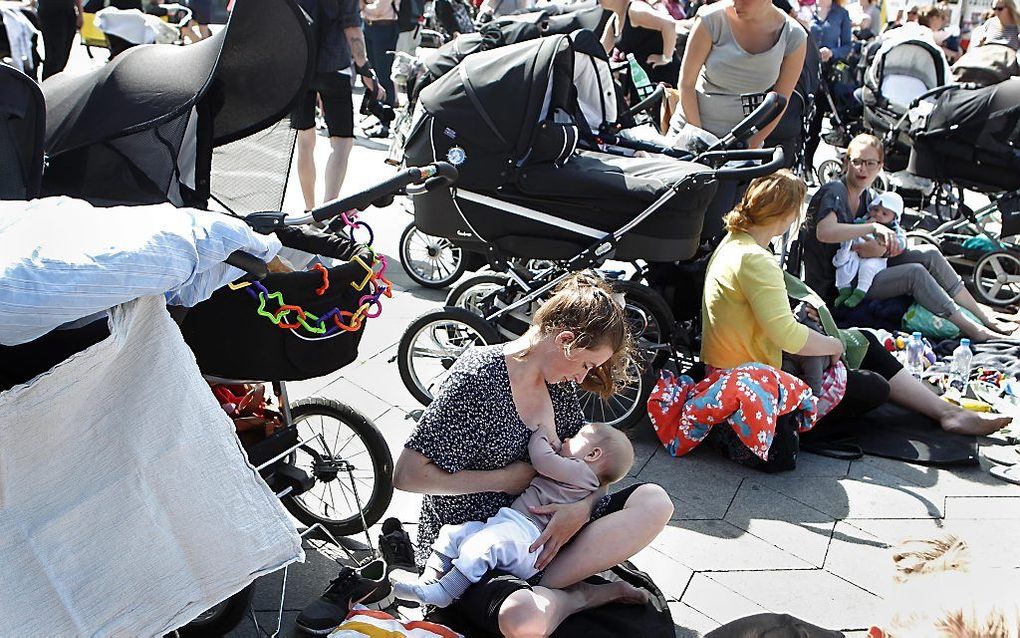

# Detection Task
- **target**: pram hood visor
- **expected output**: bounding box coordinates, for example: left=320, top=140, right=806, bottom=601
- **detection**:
left=42, top=0, right=313, bottom=158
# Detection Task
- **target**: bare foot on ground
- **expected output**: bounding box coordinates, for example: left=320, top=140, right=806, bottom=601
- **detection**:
left=942, top=409, right=1012, bottom=436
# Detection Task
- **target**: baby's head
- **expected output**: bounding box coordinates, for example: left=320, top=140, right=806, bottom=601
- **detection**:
left=868, top=192, right=904, bottom=227
left=560, top=423, right=634, bottom=485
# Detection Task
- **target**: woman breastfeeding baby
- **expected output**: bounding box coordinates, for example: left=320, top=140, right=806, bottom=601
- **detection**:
left=699, top=169, right=1010, bottom=454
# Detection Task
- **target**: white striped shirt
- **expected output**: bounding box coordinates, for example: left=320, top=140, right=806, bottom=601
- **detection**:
left=0, top=197, right=281, bottom=345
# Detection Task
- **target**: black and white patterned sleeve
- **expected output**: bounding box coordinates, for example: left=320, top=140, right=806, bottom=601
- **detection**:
left=404, top=367, right=484, bottom=474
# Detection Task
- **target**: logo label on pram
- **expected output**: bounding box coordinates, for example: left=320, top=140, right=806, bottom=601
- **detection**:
left=444, top=128, right=457, bottom=139
left=446, top=146, right=467, bottom=166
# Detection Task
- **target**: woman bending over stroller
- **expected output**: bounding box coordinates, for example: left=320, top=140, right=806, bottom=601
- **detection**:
left=669, top=0, right=807, bottom=149
left=802, top=134, right=1017, bottom=343
left=702, top=170, right=1011, bottom=437
left=392, top=273, right=673, bottom=636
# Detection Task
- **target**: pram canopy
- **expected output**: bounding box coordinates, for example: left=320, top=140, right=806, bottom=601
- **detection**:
left=0, top=64, right=44, bottom=200
left=405, top=31, right=716, bottom=262
left=908, top=78, right=1020, bottom=192
left=864, top=37, right=948, bottom=114
left=41, top=0, right=313, bottom=211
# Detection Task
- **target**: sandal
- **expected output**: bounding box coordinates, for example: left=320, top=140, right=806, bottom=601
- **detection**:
left=990, top=463, right=1020, bottom=486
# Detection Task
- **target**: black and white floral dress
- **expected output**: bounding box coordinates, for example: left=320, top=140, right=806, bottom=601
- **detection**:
left=405, top=344, right=609, bottom=564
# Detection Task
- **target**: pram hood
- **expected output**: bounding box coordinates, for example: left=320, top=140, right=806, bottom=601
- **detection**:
left=44, top=0, right=311, bottom=153
left=418, top=30, right=617, bottom=166
left=41, top=0, right=313, bottom=208
left=0, top=64, right=44, bottom=200
left=908, top=78, right=1020, bottom=191
left=865, top=36, right=949, bottom=106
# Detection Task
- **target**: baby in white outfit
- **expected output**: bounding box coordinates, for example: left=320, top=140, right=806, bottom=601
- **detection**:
left=391, top=422, right=634, bottom=607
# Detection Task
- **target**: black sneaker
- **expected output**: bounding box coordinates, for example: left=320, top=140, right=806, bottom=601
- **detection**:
left=296, top=558, right=390, bottom=635
left=378, top=517, right=417, bottom=572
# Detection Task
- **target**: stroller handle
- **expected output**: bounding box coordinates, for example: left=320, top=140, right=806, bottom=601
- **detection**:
left=306, top=162, right=458, bottom=224
left=907, top=82, right=978, bottom=110
left=710, top=92, right=787, bottom=151
left=708, top=147, right=787, bottom=181
left=225, top=250, right=270, bottom=280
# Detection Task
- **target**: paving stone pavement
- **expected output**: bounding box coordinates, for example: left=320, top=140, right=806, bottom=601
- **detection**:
left=208, top=137, right=1020, bottom=637
left=56, top=31, right=1020, bottom=638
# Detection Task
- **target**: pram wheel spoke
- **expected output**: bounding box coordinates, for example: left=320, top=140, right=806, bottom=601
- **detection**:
left=400, top=222, right=468, bottom=289
left=280, top=399, right=393, bottom=537
left=973, top=251, right=1020, bottom=307
left=398, top=307, right=503, bottom=406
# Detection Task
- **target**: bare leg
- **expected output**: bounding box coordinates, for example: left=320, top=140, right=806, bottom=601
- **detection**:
left=199, top=24, right=212, bottom=39
left=295, top=128, right=317, bottom=211
left=323, top=136, right=355, bottom=203
left=498, top=581, right=649, bottom=638
left=538, top=483, right=673, bottom=589
left=953, top=287, right=1017, bottom=334
left=945, top=308, right=1000, bottom=343
left=888, top=369, right=1011, bottom=435
left=181, top=20, right=202, bottom=43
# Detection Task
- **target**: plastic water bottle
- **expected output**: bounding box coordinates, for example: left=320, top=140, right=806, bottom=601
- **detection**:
left=950, top=338, right=974, bottom=394
left=906, top=332, right=925, bottom=379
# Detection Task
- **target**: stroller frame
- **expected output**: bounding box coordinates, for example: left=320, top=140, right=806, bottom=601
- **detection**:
left=397, top=93, right=789, bottom=428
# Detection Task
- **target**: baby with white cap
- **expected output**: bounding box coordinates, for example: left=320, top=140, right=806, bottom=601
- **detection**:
left=833, top=191, right=907, bottom=308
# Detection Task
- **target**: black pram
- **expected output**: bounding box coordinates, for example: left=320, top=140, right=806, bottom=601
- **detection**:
left=404, top=31, right=719, bottom=263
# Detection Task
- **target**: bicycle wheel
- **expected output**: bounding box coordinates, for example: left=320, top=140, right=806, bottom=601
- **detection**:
left=280, top=399, right=393, bottom=537
left=399, top=222, right=467, bottom=289
left=445, top=273, right=511, bottom=316
left=398, top=307, right=503, bottom=405
left=973, top=251, right=1020, bottom=307
left=175, top=583, right=254, bottom=637
left=579, top=280, right=674, bottom=429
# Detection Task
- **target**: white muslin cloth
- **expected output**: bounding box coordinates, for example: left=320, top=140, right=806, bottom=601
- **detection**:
left=0, top=295, right=303, bottom=637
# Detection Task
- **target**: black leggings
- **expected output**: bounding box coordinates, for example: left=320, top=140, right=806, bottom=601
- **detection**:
left=817, top=331, right=902, bottom=425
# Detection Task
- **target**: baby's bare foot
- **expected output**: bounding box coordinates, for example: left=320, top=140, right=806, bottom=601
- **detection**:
left=942, top=409, right=1011, bottom=436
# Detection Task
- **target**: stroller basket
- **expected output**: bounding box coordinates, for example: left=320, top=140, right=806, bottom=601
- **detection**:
left=181, top=262, right=368, bottom=381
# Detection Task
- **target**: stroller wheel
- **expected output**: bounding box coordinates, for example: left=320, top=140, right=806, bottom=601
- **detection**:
left=973, top=251, right=1020, bottom=307
left=446, top=273, right=511, bottom=316
left=280, top=399, right=394, bottom=537
left=399, top=222, right=468, bottom=289
left=576, top=281, right=674, bottom=430
left=398, top=307, right=503, bottom=405
left=815, top=159, right=844, bottom=186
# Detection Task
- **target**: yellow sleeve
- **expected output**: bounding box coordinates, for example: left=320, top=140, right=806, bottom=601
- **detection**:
left=736, top=251, right=810, bottom=354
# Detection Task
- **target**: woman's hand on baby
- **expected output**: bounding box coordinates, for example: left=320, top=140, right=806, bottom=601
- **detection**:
left=500, top=462, right=537, bottom=495
left=853, top=238, right=887, bottom=258
left=870, top=223, right=898, bottom=247
left=528, top=498, right=591, bottom=570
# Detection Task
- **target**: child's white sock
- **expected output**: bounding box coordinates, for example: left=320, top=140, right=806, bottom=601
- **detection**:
left=390, top=568, right=472, bottom=608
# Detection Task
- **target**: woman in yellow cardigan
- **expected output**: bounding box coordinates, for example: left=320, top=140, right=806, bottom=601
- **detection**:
left=701, top=170, right=1011, bottom=436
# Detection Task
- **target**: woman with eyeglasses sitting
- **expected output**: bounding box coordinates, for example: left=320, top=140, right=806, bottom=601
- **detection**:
left=800, top=134, right=1016, bottom=342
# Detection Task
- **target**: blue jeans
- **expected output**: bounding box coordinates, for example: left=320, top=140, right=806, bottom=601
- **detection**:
left=364, top=21, right=399, bottom=107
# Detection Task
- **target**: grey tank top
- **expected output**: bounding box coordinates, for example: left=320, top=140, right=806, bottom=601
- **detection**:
left=683, top=3, right=807, bottom=138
